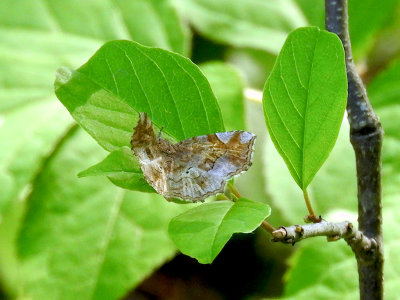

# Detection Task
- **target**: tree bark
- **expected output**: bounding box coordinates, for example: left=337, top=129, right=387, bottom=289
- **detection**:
left=325, top=1, right=384, bottom=299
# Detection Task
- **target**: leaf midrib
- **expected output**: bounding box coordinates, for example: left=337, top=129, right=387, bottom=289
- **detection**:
left=88, top=188, right=126, bottom=299
left=301, top=30, right=320, bottom=189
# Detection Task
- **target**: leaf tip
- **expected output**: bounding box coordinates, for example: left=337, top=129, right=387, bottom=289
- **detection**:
left=55, top=67, right=73, bottom=90
left=77, top=170, right=88, bottom=178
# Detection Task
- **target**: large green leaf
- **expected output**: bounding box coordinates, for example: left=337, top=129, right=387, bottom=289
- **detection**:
left=55, top=40, right=224, bottom=151
left=18, top=128, right=190, bottom=300
left=169, top=198, right=270, bottom=264
left=263, top=27, right=347, bottom=189
left=171, top=0, right=306, bottom=54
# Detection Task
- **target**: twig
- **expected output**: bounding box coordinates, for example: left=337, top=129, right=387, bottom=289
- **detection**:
left=271, top=221, right=376, bottom=252
left=325, top=1, right=384, bottom=299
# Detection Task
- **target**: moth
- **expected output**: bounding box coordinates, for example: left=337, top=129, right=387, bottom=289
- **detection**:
left=131, top=112, right=256, bottom=202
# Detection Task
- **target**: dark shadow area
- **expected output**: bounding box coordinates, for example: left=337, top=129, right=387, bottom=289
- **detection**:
left=127, top=230, right=290, bottom=300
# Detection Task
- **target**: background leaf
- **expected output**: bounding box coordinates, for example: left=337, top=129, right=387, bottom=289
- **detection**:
left=169, top=198, right=270, bottom=264
left=18, top=128, right=191, bottom=300
left=367, top=58, right=400, bottom=195
left=171, top=0, right=307, bottom=54
left=348, top=0, right=399, bottom=59
left=294, top=0, right=400, bottom=61
left=200, top=62, right=246, bottom=131
left=114, top=0, right=191, bottom=55
left=0, top=0, right=189, bottom=55
left=263, top=27, right=347, bottom=189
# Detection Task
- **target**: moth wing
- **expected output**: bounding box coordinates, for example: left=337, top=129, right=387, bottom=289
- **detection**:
left=164, top=131, right=256, bottom=201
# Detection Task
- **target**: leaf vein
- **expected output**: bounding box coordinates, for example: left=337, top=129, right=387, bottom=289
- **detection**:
left=268, top=86, right=301, bottom=150
left=264, top=89, right=301, bottom=181
left=166, top=53, right=212, bottom=133
left=133, top=46, right=186, bottom=138
left=116, top=47, right=154, bottom=118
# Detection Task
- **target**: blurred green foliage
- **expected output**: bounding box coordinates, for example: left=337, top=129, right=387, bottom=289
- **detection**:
left=0, top=0, right=399, bottom=299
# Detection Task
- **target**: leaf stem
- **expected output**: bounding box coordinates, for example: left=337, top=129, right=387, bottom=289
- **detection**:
left=227, top=182, right=242, bottom=198
left=261, top=220, right=276, bottom=234
left=303, top=189, right=320, bottom=223
left=217, top=194, right=230, bottom=201
left=226, top=184, right=276, bottom=233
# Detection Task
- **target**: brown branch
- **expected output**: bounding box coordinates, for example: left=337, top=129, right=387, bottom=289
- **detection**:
left=271, top=221, right=377, bottom=253
left=325, top=1, right=384, bottom=299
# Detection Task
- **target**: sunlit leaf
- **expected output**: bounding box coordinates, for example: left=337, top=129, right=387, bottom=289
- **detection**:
left=263, top=27, right=347, bottom=189
left=55, top=40, right=224, bottom=152
left=169, top=198, right=270, bottom=264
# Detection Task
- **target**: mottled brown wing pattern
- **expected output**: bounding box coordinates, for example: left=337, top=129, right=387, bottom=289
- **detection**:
left=131, top=112, right=256, bottom=202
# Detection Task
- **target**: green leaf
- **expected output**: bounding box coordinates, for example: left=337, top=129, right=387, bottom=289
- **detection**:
left=0, top=101, right=73, bottom=213
left=168, top=198, right=271, bottom=264
left=114, top=0, right=191, bottom=55
left=0, top=0, right=189, bottom=55
left=171, top=0, right=307, bottom=54
left=262, top=27, right=347, bottom=189
left=55, top=40, right=224, bottom=152
left=78, top=146, right=154, bottom=193
left=18, top=128, right=190, bottom=300
left=200, top=62, right=246, bottom=131
left=78, top=147, right=140, bottom=177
